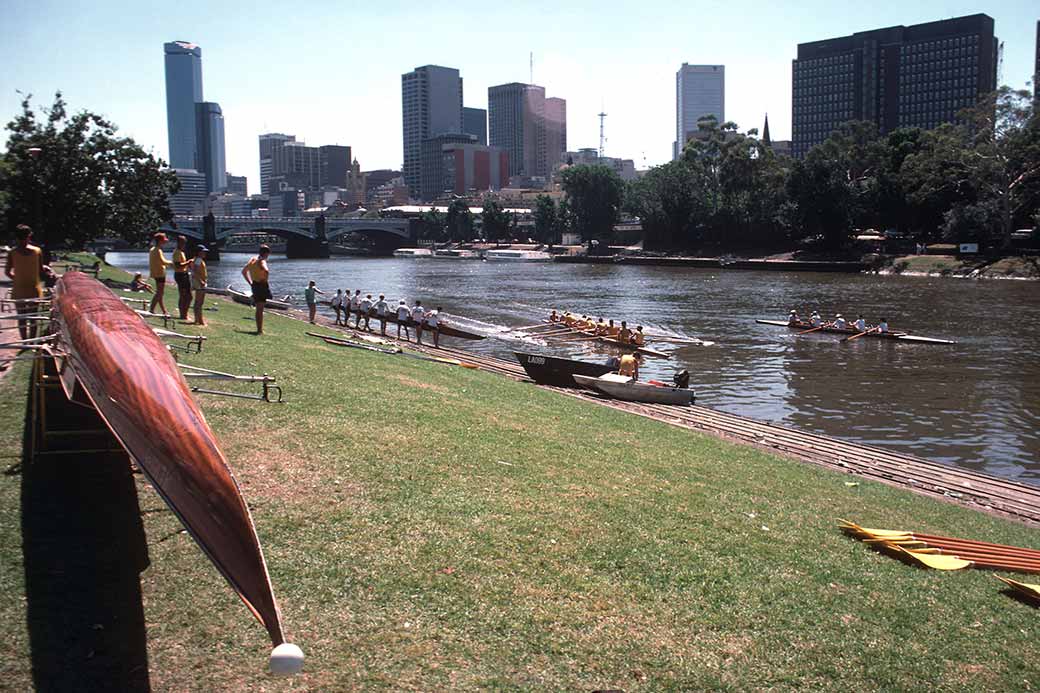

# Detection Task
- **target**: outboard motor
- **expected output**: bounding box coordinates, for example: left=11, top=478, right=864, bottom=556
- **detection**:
left=672, top=369, right=690, bottom=389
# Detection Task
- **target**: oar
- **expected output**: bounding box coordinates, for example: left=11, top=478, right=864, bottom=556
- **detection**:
left=994, top=575, right=1040, bottom=600
left=842, top=523, right=1040, bottom=561
left=512, top=322, right=561, bottom=332
left=864, top=539, right=1040, bottom=566
left=841, top=329, right=874, bottom=343
left=796, top=325, right=826, bottom=335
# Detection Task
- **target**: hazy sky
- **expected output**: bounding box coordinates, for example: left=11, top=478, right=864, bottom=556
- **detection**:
left=2, top=1, right=1037, bottom=194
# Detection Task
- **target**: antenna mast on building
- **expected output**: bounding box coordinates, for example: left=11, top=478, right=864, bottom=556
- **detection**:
left=530, top=52, right=534, bottom=84
left=598, top=111, right=607, bottom=158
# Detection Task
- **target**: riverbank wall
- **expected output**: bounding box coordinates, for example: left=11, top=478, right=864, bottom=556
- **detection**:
left=554, top=255, right=868, bottom=272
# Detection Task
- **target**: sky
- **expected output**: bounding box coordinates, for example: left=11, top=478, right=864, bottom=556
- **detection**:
left=2, top=0, right=1037, bottom=195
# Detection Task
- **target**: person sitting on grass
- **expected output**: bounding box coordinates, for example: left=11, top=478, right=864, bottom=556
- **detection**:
left=305, top=280, right=326, bottom=324
left=130, top=273, right=153, bottom=293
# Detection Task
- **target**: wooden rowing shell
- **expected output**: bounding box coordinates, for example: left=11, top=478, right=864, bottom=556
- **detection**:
left=51, top=272, right=287, bottom=649
left=755, top=319, right=956, bottom=344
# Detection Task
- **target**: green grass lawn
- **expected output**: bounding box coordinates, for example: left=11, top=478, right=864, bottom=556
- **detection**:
left=1, top=258, right=1037, bottom=691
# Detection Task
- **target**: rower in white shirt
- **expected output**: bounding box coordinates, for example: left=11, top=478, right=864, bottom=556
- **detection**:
left=331, top=289, right=345, bottom=325
left=853, top=315, right=867, bottom=332
left=396, top=300, right=411, bottom=340
left=359, top=294, right=373, bottom=330
left=877, top=317, right=889, bottom=333
left=374, top=294, right=389, bottom=336
left=411, top=300, right=426, bottom=345
left=832, top=313, right=847, bottom=330
left=425, top=306, right=442, bottom=348
left=810, top=311, right=822, bottom=327
left=350, top=290, right=362, bottom=328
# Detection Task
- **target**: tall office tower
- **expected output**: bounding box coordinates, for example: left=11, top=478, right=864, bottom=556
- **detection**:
left=319, top=145, right=351, bottom=189
left=463, top=107, right=488, bottom=145
left=674, top=64, right=725, bottom=159
left=544, top=97, right=567, bottom=172
left=259, top=133, right=296, bottom=195
left=791, top=14, right=997, bottom=158
left=488, top=82, right=547, bottom=178
left=401, top=65, right=464, bottom=198
left=164, top=41, right=203, bottom=169
left=194, top=102, right=227, bottom=193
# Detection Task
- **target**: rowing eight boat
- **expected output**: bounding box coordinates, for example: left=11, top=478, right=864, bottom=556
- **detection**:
left=529, top=321, right=671, bottom=358
left=51, top=272, right=297, bottom=667
left=755, top=319, right=956, bottom=344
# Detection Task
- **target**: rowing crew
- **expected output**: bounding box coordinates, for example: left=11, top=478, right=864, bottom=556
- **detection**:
left=548, top=310, right=647, bottom=346
left=327, top=287, right=445, bottom=347
left=788, top=310, right=889, bottom=334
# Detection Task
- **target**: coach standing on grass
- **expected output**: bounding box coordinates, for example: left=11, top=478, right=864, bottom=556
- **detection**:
left=148, top=231, right=172, bottom=316
left=241, top=244, right=272, bottom=335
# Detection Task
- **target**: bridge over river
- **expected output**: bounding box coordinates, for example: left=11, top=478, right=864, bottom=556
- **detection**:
left=159, top=214, right=416, bottom=259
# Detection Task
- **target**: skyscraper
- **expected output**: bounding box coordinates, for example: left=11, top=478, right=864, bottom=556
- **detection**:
left=488, top=82, right=546, bottom=179
left=401, top=65, right=464, bottom=198
left=463, top=107, right=488, bottom=145
left=791, top=14, right=998, bottom=158
left=259, top=133, right=296, bottom=195
left=164, top=41, right=203, bottom=169
left=674, top=64, right=725, bottom=159
left=195, top=102, right=226, bottom=193
left=544, top=97, right=567, bottom=173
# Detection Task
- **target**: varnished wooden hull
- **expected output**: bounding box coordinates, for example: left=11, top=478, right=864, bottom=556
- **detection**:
left=51, top=272, right=285, bottom=646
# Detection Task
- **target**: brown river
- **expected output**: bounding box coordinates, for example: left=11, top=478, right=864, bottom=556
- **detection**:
left=110, top=253, right=1040, bottom=485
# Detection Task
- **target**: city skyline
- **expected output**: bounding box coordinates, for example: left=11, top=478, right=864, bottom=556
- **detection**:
left=2, top=0, right=1037, bottom=196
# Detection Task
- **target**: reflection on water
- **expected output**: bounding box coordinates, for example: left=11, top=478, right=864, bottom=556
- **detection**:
left=108, top=252, right=1040, bottom=484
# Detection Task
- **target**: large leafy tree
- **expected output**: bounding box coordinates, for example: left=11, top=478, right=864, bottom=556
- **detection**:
left=417, top=207, right=444, bottom=241
left=559, top=164, right=624, bottom=251
left=444, top=197, right=474, bottom=242
left=532, top=194, right=559, bottom=244
left=480, top=196, right=512, bottom=241
left=1, top=92, right=179, bottom=248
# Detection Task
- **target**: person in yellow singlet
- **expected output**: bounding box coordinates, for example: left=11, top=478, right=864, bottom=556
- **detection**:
left=172, top=235, right=192, bottom=320
left=190, top=245, right=209, bottom=326
left=618, top=353, right=639, bottom=380
left=605, top=319, right=620, bottom=338
left=595, top=318, right=608, bottom=336
left=617, top=321, right=632, bottom=344
left=148, top=232, right=172, bottom=316
left=632, top=326, right=646, bottom=346
left=4, top=224, right=44, bottom=339
left=241, top=244, right=272, bottom=335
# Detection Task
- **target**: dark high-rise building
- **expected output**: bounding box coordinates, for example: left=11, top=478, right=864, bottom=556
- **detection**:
left=259, top=133, right=295, bottom=195
left=319, top=145, right=350, bottom=189
left=401, top=65, right=464, bottom=198
left=489, top=82, right=546, bottom=179
left=226, top=174, right=248, bottom=196
left=792, top=14, right=998, bottom=158
left=421, top=133, right=477, bottom=200
left=164, top=41, right=203, bottom=169
left=544, top=97, right=567, bottom=173
left=463, top=107, right=488, bottom=145
left=194, top=102, right=226, bottom=193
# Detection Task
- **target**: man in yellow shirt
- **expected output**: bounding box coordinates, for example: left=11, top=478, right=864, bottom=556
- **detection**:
left=148, top=232, right=172, bottom=316
left=172, top=235, right=192, bottom=320
left=190, top=245, right=209, bottom=325
left=618, top=353, right=639, bottom=380
left=241, top=244, right=272, bottom=335
left=4, top=224, right=43, bottom=339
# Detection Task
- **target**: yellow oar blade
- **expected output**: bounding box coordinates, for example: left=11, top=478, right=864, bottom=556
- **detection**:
left=995, top=575, right=1040, bottom=599
left=895, top=546, right=971, bottom=571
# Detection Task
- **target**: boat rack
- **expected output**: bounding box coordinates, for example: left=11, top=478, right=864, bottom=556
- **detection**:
left=0, top=297, right=51, bottom=312
left=155, top=328, right=206, bottom=354
left=135, top=310, right=177, bottom=329
left=180, top=364, right=284, bottom=403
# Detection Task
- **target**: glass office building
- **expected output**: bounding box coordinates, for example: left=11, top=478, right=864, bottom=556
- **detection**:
left=164, top=41, right=203, bottom=170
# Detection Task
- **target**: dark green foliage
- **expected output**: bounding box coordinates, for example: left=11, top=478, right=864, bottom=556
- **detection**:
left=559, top=164, right=624, bottom=251
left=0, top=92, right=178, bottom=248
left=480, top=196, right=512, bottom=241
left=445, top=198, right=474, bottom=242
left=417, top=207, right=445, bottom=241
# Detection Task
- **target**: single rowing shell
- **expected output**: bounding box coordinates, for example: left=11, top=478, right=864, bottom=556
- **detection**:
left=51, top=272, right=287, bottom=648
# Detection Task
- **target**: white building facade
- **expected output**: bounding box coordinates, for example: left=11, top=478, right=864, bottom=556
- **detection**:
left=674, top=64, right=725, bottom=159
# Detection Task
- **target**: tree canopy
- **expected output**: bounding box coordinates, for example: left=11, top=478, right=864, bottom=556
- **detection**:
left=559, top=164, right=624, bottom=251
left=1, top=92, right=179, bottom=248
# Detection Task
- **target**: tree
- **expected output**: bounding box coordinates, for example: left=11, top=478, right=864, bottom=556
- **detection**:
left=532, top=194, right=558, bottom=244
left=480, top=196, right=512, bottom=241
left=1, top=92, right=179, bottom=247
left=784, top=154, right=855, bottom=250
left=445, top=198, right=474, bottom=242
left=625, top=159, right=712, bottom=250
left=417, top=207, right=444, bottom=241
left=559, top=164, right=624, bottom=252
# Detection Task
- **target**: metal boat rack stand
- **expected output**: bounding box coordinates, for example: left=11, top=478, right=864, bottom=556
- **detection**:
left=179, top=364, right=284, bottom=403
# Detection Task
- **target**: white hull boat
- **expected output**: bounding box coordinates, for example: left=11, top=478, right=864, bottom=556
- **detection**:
left=484, top=249, right=552, bottom=262
left=393, top=248, right=434, bottom=258
left=573, top=373, right=695, bottom=406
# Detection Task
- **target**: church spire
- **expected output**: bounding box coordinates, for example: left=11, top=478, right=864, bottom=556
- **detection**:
left=762, top=113, right=772, bottom=147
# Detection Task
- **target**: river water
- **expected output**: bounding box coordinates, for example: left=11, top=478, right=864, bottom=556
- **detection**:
left=109, top=252, right=1040, bottom=485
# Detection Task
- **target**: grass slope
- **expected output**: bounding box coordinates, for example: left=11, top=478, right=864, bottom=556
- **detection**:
left=0, top=258, right=1037, bottom=691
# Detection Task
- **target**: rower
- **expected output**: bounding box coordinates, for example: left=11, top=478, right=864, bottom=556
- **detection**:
left=810, top=311, right=822, bottom=327
left=412, top=300, right=426, bottom=344
left=833, top=314, right=847, bottom=330
left=788, top=309, right=800, bottom=326
left=853, top=314, right=866, bottom=332
left=632, top=326, right=646, bottom=346
left=618, top=353, right=639, bottom=380
left=360, top=294, right=373, bottom=330
left=562, top=311, right=574, bottom=327
left=350, top=289, right=362, bottom=328
left=549, top=309, right=560, bottom=323
left=877, top=317, right=889, bottom=333
left=672, top=369, right=690, bottom=389
left=595, top=318, right=608, bottom=335
left=426, top=306, right=442, bottom=348
left=578, top=314, right=591, bottom=331
left=374, top=294, right=389, bottom=335
left=617, top=321, right=632, bottom=344
left=396, top=300, right=411, bottom=339
left=606, top=319, right=620, bottom=338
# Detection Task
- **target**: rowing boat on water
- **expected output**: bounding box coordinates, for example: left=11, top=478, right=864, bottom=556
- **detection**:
left=227, top=285, right=293, bottom=311
left=51, top=272, right=298, bottom=668
left=341, top=308, right=486, bottom=340
left=755, top=319, right=956, bottom=344
left=514, top=351, right=615, bottom=387
left=530, top=322, right=671, bottom=358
